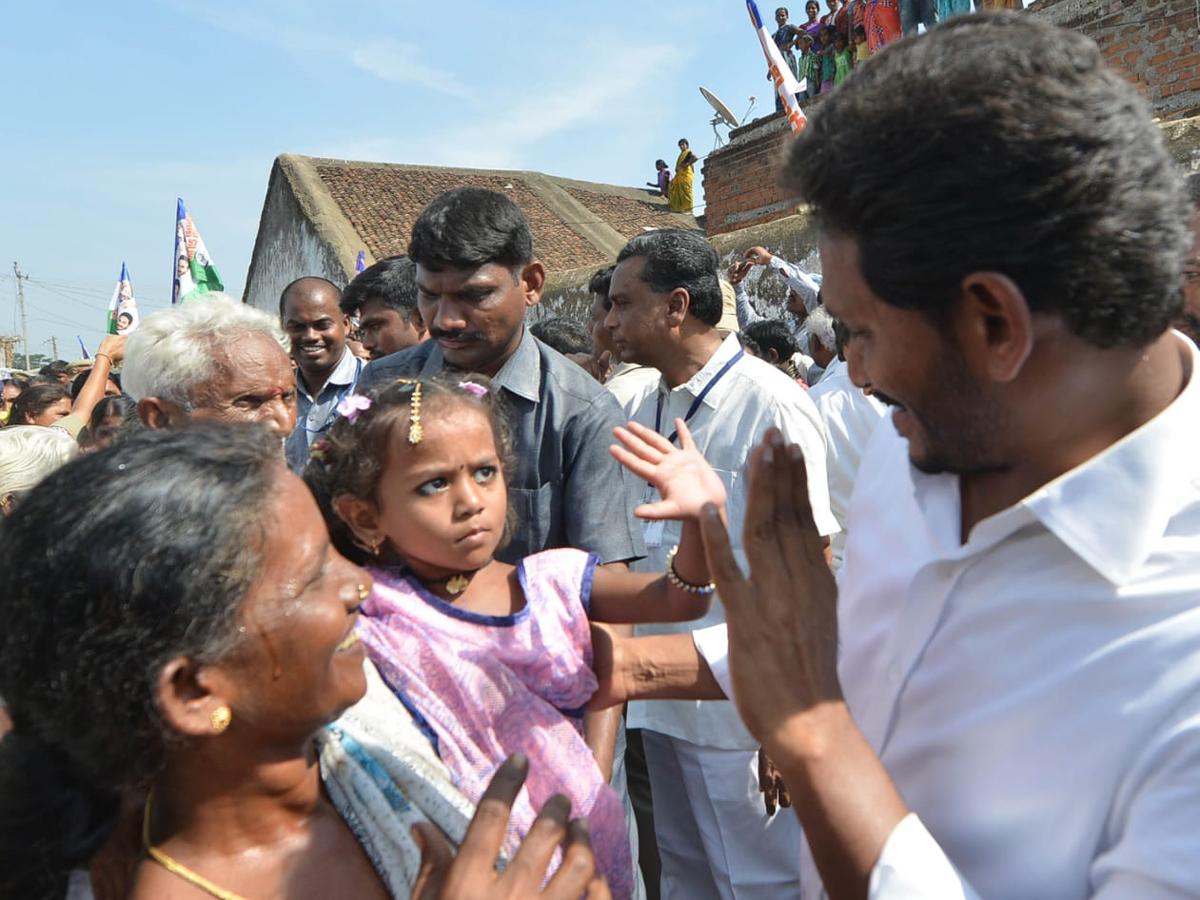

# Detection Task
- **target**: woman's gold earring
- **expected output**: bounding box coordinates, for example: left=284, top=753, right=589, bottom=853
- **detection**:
left=210, top=706, right=232, bottom=733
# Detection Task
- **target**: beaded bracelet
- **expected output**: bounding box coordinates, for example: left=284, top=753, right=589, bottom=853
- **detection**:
left=665, top=544, right=716, bottom=595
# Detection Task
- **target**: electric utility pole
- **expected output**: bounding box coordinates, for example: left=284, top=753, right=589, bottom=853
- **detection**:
left=12, top=262, right=30, bottom=370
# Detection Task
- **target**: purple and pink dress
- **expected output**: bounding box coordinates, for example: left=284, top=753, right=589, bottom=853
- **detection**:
left=356, top=548, right=633, bottom=900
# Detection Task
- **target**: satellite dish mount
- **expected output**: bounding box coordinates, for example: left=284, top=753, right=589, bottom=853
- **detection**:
left=700, top=87, right=753, bottom=150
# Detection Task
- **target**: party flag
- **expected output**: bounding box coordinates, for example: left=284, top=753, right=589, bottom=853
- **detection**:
left=173, top=198, right=224, bottom=304
left=77, top=336, right=90, bottom=360
left=106, top=262, right=140, bottom=335
left=748, top=0, right=807, bottom=135
left=356, top=250, right=367, bottom=273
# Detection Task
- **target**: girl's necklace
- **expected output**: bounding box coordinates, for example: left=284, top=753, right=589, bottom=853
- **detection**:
left=416, top=559, right=493, bottom=597
left=142, top=790, right=253, bottom=900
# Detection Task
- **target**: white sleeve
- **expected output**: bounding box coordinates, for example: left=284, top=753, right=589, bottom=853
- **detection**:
left=776, top=392, right=840, bottom=538
left=735, top=281, right=762, bottom=330
left=869, top=814, right=982, bottom=900
left=692, top=623, right=733, bottom=700
left=770, top=256, right=822, bottom=312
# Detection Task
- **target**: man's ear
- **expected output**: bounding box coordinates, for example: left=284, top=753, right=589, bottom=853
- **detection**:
left=334, top=494, right=384, bottom=553
left=156, top=656, right=235, bottom=739
left=138, top=397, right=182, bottom=430
left=956, top=272, right=1034, bottom=384
left=665, top=287, right=691, bottom=327
left=408, top=307, right=427, bottom=335
left=520, top=262, right=546, bottom=308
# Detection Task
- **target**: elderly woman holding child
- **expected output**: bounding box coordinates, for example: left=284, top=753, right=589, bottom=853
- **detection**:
left=0, top=369, right=724, bottom=900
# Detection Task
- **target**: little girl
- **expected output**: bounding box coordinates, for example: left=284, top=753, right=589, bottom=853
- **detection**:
left=305, top=374, right=725, bottom=900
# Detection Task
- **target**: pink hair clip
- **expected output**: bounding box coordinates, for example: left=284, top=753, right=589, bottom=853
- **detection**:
left=336, top=395, right=372, bottom=421
left=459, top=381, right=488, bottom=398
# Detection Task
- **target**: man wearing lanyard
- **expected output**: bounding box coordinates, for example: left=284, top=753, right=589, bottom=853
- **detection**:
left=281, top=276, right=363, bottom=473
left=605, top=228, right=839, bottom=900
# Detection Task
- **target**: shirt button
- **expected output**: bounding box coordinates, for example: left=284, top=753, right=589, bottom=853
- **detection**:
left=887, top=662, right=903, bottom=683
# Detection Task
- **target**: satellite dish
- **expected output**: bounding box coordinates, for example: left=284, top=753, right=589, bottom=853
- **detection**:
left=700, top=86, right=739, bottom=128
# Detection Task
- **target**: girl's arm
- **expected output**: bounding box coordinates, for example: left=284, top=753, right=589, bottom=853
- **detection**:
left=588, top=420, right=727, bottom=624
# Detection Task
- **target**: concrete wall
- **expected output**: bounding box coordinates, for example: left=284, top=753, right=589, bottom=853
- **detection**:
left=537, top=264, right=599, bottom=326
left=701, top=112, right=801, bottom=237
left=1029, top=0, right=1200, bottom=118
left=243, top=160, right=349, bottom=313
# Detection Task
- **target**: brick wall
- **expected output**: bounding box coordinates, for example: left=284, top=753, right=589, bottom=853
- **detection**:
left=1029, top=0, right=1200, bottom=118
left=707, top=4, right=1200, bottom=235
left=701, top=111, right=802, bottom=236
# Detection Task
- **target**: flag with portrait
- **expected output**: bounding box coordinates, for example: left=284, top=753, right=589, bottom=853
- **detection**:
left=173, top=198, right=224, bottom=304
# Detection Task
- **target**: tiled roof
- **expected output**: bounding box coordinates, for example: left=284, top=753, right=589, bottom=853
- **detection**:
left=298, top=156, right=699, bottom=275
left=559, top=185, right=691, bottom=240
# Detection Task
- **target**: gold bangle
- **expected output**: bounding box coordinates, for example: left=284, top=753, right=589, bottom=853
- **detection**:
left=94, top=353, right=112, bottom=364
left=665, top=544, right=716, bottom=595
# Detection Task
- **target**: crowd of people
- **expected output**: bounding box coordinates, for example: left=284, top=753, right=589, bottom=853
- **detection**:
left=4, top=12, right=1200, bottom=900
left=770, top=0, right=1020, bottom=104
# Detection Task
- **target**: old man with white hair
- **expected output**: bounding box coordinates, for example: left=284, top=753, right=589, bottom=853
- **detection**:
left=122, top=293, right=297, bottom=437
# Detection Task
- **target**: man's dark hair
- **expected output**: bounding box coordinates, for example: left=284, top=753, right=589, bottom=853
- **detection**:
left=833, top=317, right=851, bottom=360
left=278, top=276, right=343, bottom=317
left=744, top=320, right=798, bottom=362
left=782, top=14, right=1189, bottom=348
left=589, top=265, right=616, bottom=311
left=530, top=317, right=593, bottom=356
left=340, top=256, right=418, bottom=318
left=70, top=369, right=121, bottom=400
left=38, top=361, right=73, bottom=381
left=408, top=187, right=534, bottom=277
left=615, top=229, right=723, bottom=327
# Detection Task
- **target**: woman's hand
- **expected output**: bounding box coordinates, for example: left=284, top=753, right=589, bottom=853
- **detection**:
left=610, top=419, right=726, bottom=521
left=411, top=755, right=610, bottom=900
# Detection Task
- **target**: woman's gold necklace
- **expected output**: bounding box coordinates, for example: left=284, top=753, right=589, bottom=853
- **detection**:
left=142, top=790, right=253, bottom=900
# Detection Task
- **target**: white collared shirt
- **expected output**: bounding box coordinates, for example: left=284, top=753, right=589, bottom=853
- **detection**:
left=700, top=334, right=1200, bottom=898
left=606, top=361, right=663, bottom=415
left=807, top=356, right=887, bottom=572
left=629, top=333, right=838, bottom=750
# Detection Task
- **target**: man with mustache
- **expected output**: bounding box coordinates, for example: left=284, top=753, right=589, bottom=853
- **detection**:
left=359, top=186, right=644, bottom=570
left=281, top=276, right=363, bottom=473
left=597, top=14, right=1200, bottom=899
left=358, top=191, right=646, bottom=852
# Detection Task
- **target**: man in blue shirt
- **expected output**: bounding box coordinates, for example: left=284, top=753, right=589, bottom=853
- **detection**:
left=281, top=276, right=363, bottom=473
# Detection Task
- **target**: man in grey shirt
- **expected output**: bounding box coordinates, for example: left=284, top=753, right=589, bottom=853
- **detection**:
left=358, top=186, right=645, bottom=568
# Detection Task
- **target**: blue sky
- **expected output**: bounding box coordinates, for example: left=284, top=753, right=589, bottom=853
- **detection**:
left=0, top=0, right=779, bottom=359
left=0, top=0, right=1023, bottom=361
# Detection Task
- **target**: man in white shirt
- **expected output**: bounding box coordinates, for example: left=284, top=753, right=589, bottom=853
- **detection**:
left=604, top=227, right=838, bottom=900
left=586, top=264, right=662, bottom=412
left=806, top=316, right=886, bottom=573
left=594, top=15, right=1200, bottom=900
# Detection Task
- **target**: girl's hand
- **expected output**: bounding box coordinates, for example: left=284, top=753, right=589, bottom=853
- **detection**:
left=610, top=419, right=726, bottom=521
